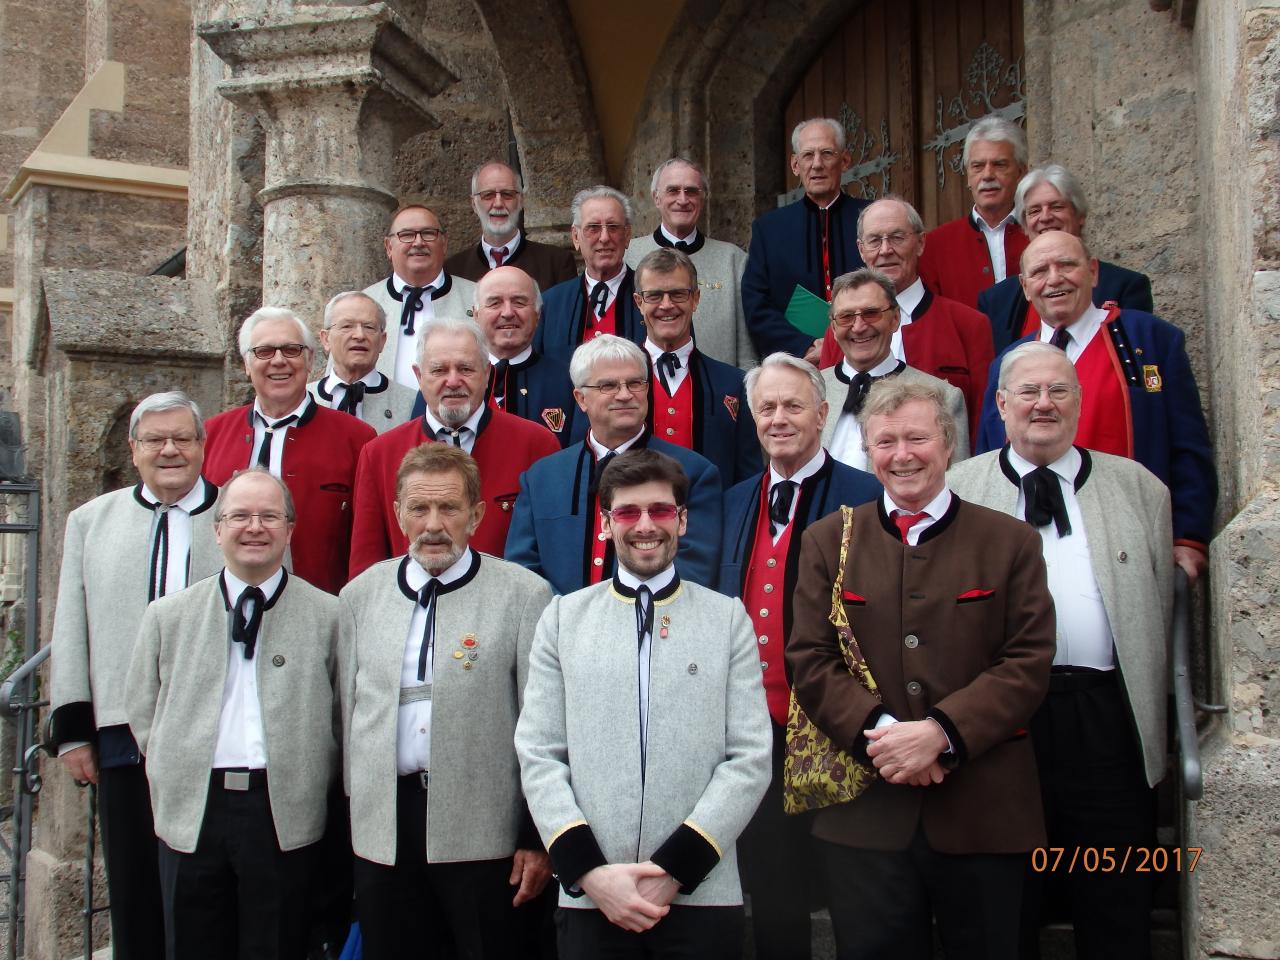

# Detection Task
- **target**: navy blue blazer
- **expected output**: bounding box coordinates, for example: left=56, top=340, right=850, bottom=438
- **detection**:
left=534, top=268, right=647, bottom=367
left=410, top=349, right=577, bottom=445
left=741, top=192, right=869, bottom=358
left=975, top=309, right=1216, bottom=546
left=718, top=453, right=881, bottom=640
left=505, top=433, right=723, bottom=595
left=977, top=259, right=1154, bottom=353
left=639, top=349, right=761, bottom=486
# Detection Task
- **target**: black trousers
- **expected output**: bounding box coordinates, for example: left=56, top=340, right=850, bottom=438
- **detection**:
left=157, top=773, right=317, bottom=960
left=98, top=761, right=166, bottom=960
left=819, top=826, right=1025, bottom=960
left=354, top=776, right=517, bottom=960
left=1020, top=669, right=1157, bottom=960
left=556, top=904, right=744, bottom=960
left=737, top=719, right=814, bottom=960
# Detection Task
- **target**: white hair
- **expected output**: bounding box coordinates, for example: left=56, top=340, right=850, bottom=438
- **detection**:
left=791, top=117, right=846, bottom=153
left=568, top=335, right=647, bottom=389
left=1014, top=164, right=1090, bottom=227
left=997, top=340, right=1081, bottom=391
left=469, top=161, right=524, bottom=195
left=744, top=353, right=826, bottom=414
left=856, top=194, right=925, bottom=237
left=649, top=157, right=709, bottom=197
left=415, top=316, right=491, bottom=369
left=238, top=306, right=318, bottom=355
left=474, top=268, right=543, bottom=313
left=962, top=115, right=1028, bottom=169
left=570, top=185, right=633, bottom=228
left=322, top=291, right=386, bottom=331
left=129, top=391, right=205, bottom=441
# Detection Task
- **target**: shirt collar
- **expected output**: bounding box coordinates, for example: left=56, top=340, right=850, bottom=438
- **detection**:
left=883, top=485, right=952, bottom=520
left=644, top=338, right=694, bottom=364
left=323, top=367, right=383, bottom=391
left=584, top=267, right=626, bottom=298
left=840, top=352, right=901, bottom=380
left=1007, top=444, right=1082, bottom=487
left=404, top=547, right=475, bottom=590
left=1040, top=303, right=1107, bottom=347
left=617, top=562, right=677, bottom=595
left=482, top=231, right=522, bottom=259
left=392, top=270, right=444, bottom=295
left=491, top=345, right=533, bottom=366
left=423, top=402, right=486, bottom=438
left=769, top=448, right=826, bottom=487
left=588, top=428, right=646, bottom=459
left=223, top=565, right=285, bottom=600
left=896, top=277, right=926, bottom=319
left=252, top=394, right=310, bottom=424
left=139, top=478, right=208, bottom=513
left=971, top=205, right=1016, bottom=234
left=659, top=223, right=699, bottom=246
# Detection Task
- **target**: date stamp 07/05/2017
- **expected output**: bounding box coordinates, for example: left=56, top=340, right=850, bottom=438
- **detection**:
left=1030, top=847, right=1202, bottom=874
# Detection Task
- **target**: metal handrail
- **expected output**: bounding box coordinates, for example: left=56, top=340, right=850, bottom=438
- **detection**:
left=0, top=646, right=48, bottom=717
left=1171, top=568, right=1206, bottom=801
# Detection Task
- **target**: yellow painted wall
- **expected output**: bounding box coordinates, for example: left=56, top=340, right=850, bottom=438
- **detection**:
left=566, top=0, right=685, bottom=184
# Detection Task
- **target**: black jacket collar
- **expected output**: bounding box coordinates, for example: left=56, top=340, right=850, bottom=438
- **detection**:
left=396, top=551, right=482, bottom=601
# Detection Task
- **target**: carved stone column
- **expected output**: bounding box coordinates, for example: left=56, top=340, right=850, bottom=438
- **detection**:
left=198, top=3, right=457, bottom=331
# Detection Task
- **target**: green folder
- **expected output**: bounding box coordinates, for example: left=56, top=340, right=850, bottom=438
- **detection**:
left=784, top=285, right=831, bottom=338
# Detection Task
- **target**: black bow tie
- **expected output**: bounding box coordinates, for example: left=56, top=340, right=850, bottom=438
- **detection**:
left=769, top=480, right=797, bottom=536
left=400, top=286, right=428, bottom=335
left=656, top=352, right=681, bottom=394
left=673, top=240, right=691, bottom=252
left=337, top=381, right=365, bottom=415
left=843, top=371, right=873, bottom=415
left=232, top=586, right=266, bottom=660
left=589, top=281, right=609, bottom=319
left=489, top=359, right=511, bottom=409
left=1022, top=466, right=1071, bottom=537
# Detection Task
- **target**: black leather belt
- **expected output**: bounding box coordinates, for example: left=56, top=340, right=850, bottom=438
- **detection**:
left=1048, top=666, right=1118, bottom=693
left=398, top=771, right=430, bottom=792
left=212, top=768, right=268, bottom=791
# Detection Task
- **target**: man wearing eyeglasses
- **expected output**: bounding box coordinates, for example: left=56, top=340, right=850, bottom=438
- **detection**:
left=624, top=158, right=754, bottom=368
left=506, top=335, right=722, bottom=595
left=308, top=291, right=418, bottom=433
left=339, top=443, right=553, bottom=960
left=741, top=118, right=869, bottom=362
left=516, top=449, right=771, bottom=959
left=818, top=269, right=969, bottom=471
left=815, top=197, right=995, bottom=435
left=788, top=378, right=1054, bottom=960
left=126, top=467, right=341, bottom=960
left=536, top=186, right=647, bottom=366
left=975, top=230, right=1215, bottom=583
left=950, top=342, right=1173, bottom=960
left=362, top=204, right=477, bottom=389
left=444, top=161, right=578, bottom=292
left=48, top=391, right=221, bottom=960
left=204, top=306, right=376, bottom=594
left=349, top=317, right=560, bottom=579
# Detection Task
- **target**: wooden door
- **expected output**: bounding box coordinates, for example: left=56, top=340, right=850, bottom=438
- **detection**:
left=781, top=0, right=1024, bottom=229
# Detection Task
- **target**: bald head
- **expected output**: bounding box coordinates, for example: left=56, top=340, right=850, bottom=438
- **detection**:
left=474, top=266, right=542, bottom=359
left=1018, top=230, right=1099, bottom=330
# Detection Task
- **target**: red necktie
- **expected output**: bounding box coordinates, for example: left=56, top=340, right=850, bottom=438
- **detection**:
left=893, top=510, right=929, bottom=543
left=820, top=208, right=832, bottom=300
left=492, top=246, right=508, bottom=268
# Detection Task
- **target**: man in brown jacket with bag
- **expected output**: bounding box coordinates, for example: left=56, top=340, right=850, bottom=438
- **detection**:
left=786, top=378, right=1054, bottom=960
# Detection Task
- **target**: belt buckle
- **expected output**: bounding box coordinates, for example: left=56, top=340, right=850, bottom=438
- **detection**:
left=416, top=770, right=429, bottom=790
left=223, top=770, right=251, bottom=791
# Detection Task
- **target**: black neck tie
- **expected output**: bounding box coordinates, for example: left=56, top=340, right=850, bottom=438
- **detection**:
left=436, top=426, right=464, bottom=447
left=589, top=281, right=609, bottom=319
left=489, top=359, right=511, bottom=409
left=1050, top=326, right=1071, bottom=350
left=635, top=584, right=654, bottom=649
left=673, top=240, right=691, bottom=252
left=1022, top=466, right=1071, bottom=537
left=232, top=586, right=266, bottom=660
left=656, top=352, right=681, bottom=395
left=256, top=414, right=297, bottom=467
left=769, top=480, right=797, bottom=537
left=589, top=451, right=617, bottom=498
left=843, top=371, right=873, bottom=415
left=148, top=506, right=171, bottom=602
left=400, top=286, right=427, bottom=336
left=337, top=381, right=365, bottom=415
left=417, top=579, right=440, bottom=682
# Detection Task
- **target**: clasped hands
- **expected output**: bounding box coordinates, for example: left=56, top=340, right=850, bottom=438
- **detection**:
left=865, top=718, right=950, bottom=786
left=580, top=861, right=681, bottom=932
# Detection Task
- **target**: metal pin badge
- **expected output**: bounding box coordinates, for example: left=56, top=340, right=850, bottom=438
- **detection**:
left=660, top=615, right=670, bottom=639
left=687, top=663, right=698, bottom=675
left=272, top=655, right=285, bottom=667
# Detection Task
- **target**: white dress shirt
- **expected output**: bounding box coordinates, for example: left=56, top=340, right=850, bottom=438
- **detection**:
left=616, top=562, right=677, bottom=762
left=972, top=207, right=1018, bottom=283
left=768, top=448, right=826, bottom=544
left=1038, top=304, right=1107, bottom=362
left=423, top=403, right=486, bottom=455
left=1008, top=446, right=1115, bottom=669
left=139, top=480, right=207, bottom=600
left=483, top=231, right=522, bottom=269
left=489, top=346, right=533, bottom=406
left=397, top=549, right=475, bottom=775
left=829, top=354, right=904, bottom=470
left=212, top=567, right=283, bottom=770
left=883, top=486, right=952, bottom=546
left=659, top=223, right=698, bottom=246
left=392, top=270, right=444, bottom=388
left=587, top=428, right=645, bottom=460
left=251, top=395, right=312, bottom=477
left=583, top=268, right=626, bottom=317
left=321, top=368, right=385, bottom=421
left=890, top=277, right=926, bottom=362
left=645, top=338, right=695, bottom=396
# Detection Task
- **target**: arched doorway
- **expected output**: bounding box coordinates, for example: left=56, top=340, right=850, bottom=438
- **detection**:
left=780, top=0, right=1025, bottom=226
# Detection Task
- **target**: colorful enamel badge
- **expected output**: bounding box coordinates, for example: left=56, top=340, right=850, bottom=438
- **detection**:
left=723, top=396, right=740, bottom=421
left=541, top=408, right=566, bottom=433
left=660, top=614, right=671, bottom=638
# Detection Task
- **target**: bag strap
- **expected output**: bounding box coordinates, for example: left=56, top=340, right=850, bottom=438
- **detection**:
left=827, top=505, right=879, bottom=693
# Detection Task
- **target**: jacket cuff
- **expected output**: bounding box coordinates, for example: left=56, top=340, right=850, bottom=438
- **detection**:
left=547, top=822, right=607, bottom=894
left=1174, top=538, right=1207, bottom=554
left=849, top=705, right=887, bottom=764
left=650, top=821, right=721, bottom=894
left=48, top=702, right=96, bottom=751
left=926, top=706, right=966, bottom=768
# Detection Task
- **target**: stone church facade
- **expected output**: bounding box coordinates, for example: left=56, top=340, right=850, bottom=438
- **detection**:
left=0, top=0, right=1275, bottom=956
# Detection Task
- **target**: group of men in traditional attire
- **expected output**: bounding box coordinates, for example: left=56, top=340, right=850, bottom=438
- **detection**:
left=46, top=110, right=1213, bottom=960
